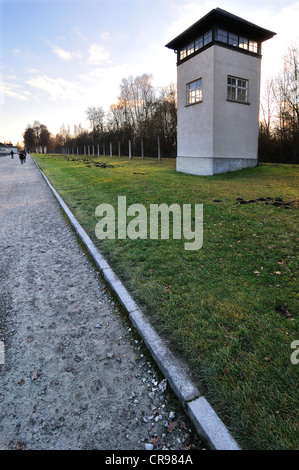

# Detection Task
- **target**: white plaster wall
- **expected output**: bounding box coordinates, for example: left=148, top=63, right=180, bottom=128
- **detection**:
left=213, top=46, right=261, bottom=159
left=176, top=156, right=214, bottom=175
left=177, top=47, right=215, bottom=158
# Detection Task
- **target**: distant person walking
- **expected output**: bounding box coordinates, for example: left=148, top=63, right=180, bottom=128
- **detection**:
left=10, top=150, right=14, bottom=159
left=19, top=151, right=26, bottom=164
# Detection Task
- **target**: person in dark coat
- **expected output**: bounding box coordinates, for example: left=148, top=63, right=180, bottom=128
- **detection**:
left=19, top=151, right=25, bottom=164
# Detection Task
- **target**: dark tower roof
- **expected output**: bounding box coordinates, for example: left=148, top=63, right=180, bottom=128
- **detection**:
left=165, top=8, right=276, bottom=50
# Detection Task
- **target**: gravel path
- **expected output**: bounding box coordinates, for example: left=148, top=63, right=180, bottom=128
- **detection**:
left=0, top=154, right=203, bottom=451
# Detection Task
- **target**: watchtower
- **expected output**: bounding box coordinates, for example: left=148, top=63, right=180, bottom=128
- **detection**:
left=165, top=8, right=276, bottom=175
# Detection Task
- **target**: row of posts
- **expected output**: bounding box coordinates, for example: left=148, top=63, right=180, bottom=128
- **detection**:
left=65, top=137, right=161, bottom=161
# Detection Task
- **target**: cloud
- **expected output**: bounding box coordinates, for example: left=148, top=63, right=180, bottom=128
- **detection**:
left=50, top=44, right=83, bottom=61
left=52, top=46, right=73, bottom=61
left=79, top=63, right=131, bottom=88
left=0, top=79, right=33, bottom=102
left=47, top=39, right=110, bottom=66
left=27, top=75, right=86, bottom=101
left=77, top=63, right=132, bottom=109
left=87, top=43, right=111, bottom=65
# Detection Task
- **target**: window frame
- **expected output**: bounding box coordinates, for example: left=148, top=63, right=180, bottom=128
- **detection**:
left=179, top=30, right=213, bottom=62
left=179, top=27, right=260, bottom=64
left=228, top=32, right=238, bottom=47
left=214, top=27, right=260, bottom=55
left=249, top=40, right=258, bottom=53
left=186, top=78, right=203, bottom=106
left=239, top=36, right=249, bottom=50
left=203, top=30, right=213, bottom=46
left=216, top=29, right=228, bottom=43
left=227, top=75, right=249, bottom=104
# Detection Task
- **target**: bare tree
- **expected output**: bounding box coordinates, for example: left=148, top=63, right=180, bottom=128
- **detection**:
left=273, top=45, right=299, bottom=143
left=59, top=123, right=71, bottom=147
left=260, top=78, right=276, bottom=137
left=259, top=45, right=299, bottom=163
left=118, top=74, right=156, bottom=137
left=86, top=106, right=105, bottom=141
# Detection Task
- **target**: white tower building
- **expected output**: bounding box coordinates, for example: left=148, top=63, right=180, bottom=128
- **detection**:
left=166, top=8, right=276, bottom=175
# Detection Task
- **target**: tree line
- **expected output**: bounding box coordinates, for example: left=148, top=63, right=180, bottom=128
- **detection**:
left=23, top=73, right=177, bottom=158
left=23, top=47, right=298, bottom=163
left=259, top=45, right=299, bottom=163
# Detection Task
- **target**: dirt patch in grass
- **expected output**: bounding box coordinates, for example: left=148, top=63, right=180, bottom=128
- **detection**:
left=235, top=196, right=297, bottom=208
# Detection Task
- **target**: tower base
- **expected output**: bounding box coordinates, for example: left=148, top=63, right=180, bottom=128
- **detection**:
left=176, top=156, right=258, bottom=176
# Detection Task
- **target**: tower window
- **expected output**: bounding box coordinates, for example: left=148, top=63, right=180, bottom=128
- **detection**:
left=216, top=29, right=228, bottom=43
left=228, top=33, right=238, bottom=47
left=203, top=30, right=213, bottom=45
left=195, top=37, right=203, bottom=51
left=179, top=28, right=260, bottom=63
left=227, top=76, right=249, bottom=103
left=239, top=37, right=249, bottom=50
left=249, top=40, right=258, bottom=53
left=187, top=43, right=194, bottom=56
left=187, top=79, right=202, bottom=105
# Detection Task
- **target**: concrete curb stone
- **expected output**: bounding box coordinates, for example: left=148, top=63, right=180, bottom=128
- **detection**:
left=187, top=397, right=241, bottom=451
left=33, top=158, right=241, bottom=451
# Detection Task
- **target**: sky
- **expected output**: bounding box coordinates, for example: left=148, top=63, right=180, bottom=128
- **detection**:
left=0, top=0, right=299, bottom=146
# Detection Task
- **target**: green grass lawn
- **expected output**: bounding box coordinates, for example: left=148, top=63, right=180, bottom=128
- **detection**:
left=32, top=153, right=299, bottom=450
